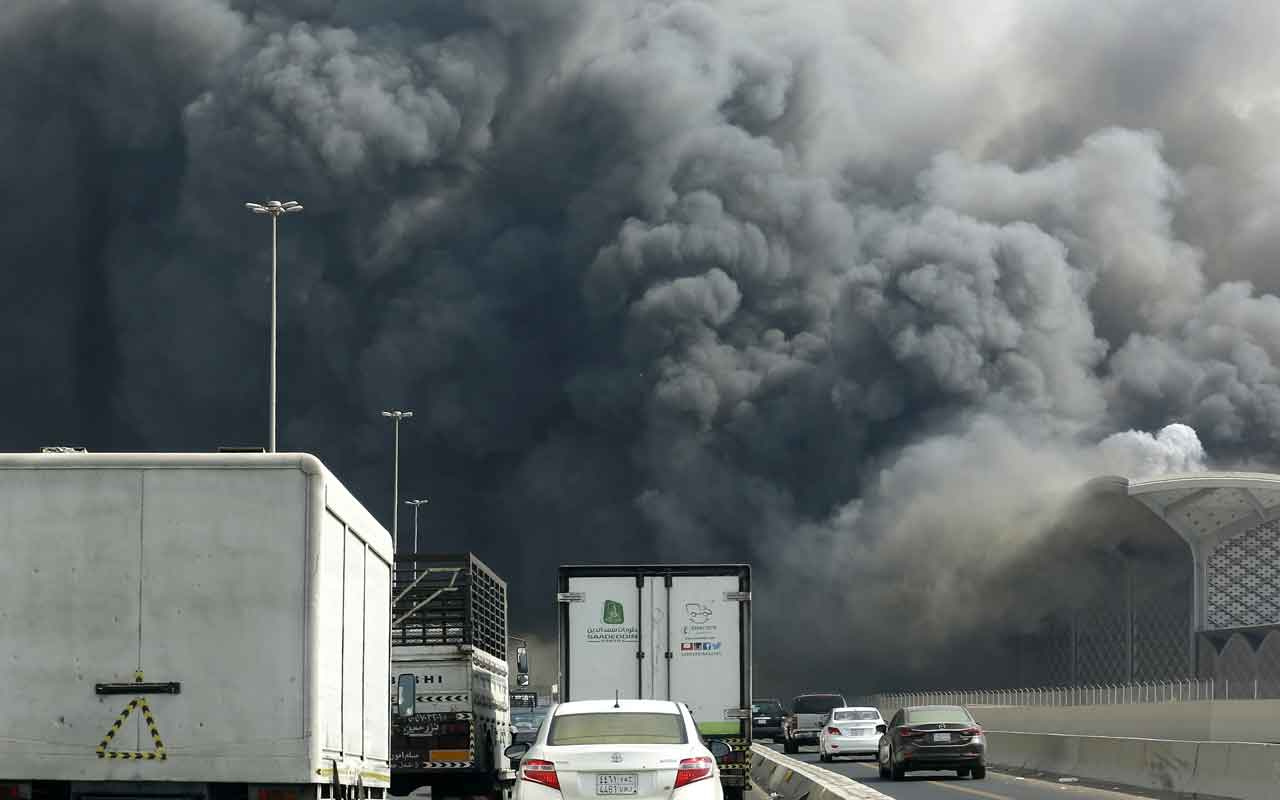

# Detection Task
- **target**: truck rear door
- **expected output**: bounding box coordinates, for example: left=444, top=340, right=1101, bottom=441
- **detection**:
left=662, top=575, right=745, bottom=737
left=562, top=575, right=646, bottom=700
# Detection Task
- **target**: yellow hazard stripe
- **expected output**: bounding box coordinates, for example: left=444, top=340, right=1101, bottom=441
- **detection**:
left=96, top=672, right=168, bottom=761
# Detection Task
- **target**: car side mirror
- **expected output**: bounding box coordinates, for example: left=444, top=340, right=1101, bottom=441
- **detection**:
left=875, top=724, right=887, bottom=734
left=707, top=740, right=732, bottom=759
left=505, top=742, right=531, bottom=760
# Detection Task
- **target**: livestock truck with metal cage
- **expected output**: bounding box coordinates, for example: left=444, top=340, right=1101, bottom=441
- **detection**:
left=556, top=564, right=753, bottom=800
left=389, top=553, right=515, bottom=800
left=0, top=452, right=393, bottom=800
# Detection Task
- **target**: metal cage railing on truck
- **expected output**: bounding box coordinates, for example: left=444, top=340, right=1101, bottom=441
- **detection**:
left=392, top=552, right=507, bottom=659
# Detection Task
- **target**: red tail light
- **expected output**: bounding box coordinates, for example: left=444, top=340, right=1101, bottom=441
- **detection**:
left=0, top=786, right=30, bottom=800
left=674, top=756, right=715, bottom=789
left=521, top=758, right=560, bottom=790
left=962, top=726, right=983, bottom=736
left=898, top=726, right=924, bottom=738
left=825, top=727, right=841, bottom=735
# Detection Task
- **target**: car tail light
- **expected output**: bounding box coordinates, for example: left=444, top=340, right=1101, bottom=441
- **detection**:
left=521, top=758, right=560, bottom=790
left=962, top=726, right=983, bottom=737
left=674, top=756, right=715, bottom=789
left=0, top=786, right=30, bottom=800
left=825, top=727, right=841, bottom=735
left=898, top=726, right=924, bottom=738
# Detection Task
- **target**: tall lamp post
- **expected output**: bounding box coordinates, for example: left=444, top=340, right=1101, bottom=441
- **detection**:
left=244, top=199, right=303, bottom=452
left=404, top=498, right=430, bottom=557
left=381, top=410, right=413, bottom=552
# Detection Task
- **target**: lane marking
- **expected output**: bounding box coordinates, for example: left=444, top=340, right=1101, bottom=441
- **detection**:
left=930, top=782, right=1012, bottom=800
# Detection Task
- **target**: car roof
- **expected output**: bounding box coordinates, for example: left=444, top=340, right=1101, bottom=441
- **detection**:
left=554, top=699, right=683, bottom=715
left=904, top=704, right=967, bottom=711
left=794, top=692, right=844, bottom=697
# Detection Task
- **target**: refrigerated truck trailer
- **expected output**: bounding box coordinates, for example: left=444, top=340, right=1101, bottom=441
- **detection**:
left=389, top=553, right=514, bottom=800
left=0, top=452, right=393, bottom=800
left=556, top=564, right=752, bottom=800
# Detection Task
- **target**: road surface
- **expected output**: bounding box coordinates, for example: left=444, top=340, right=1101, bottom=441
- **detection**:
left=765, top=744, right=1170, bottom=800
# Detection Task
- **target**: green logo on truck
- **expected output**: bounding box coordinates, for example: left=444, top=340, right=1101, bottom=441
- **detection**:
left=602, top=600, right=625, bottom=624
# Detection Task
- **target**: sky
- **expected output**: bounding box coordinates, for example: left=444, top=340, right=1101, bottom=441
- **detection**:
left=5, top=0, right=1280, bottom=694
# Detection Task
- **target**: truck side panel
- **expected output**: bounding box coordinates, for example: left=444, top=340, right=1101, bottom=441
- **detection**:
left=363, top=549, right=391, bottom=766
left=319, top=510, right=346, bottom=754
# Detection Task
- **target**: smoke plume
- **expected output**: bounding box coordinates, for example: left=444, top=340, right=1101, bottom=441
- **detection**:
left=5, top=0, right=1280, bottom=693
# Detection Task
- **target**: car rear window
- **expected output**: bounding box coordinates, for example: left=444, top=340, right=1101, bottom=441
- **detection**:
left=905, top=707, right=973, bottom=725
left=794, top=696, right=845, bottom=714
left=548, top=713, right=688, bottom=745
left=753, top=701, right=783, bottom=714
left=833, top=710, right=879, bottom=721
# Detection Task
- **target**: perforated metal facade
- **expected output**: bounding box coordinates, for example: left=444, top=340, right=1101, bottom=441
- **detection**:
left=1206, top=518, right=1280, bottom=630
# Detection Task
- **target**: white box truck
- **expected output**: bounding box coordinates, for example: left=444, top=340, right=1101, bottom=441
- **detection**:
left=556, top=564, right=752, bottom=800
left=0, top=452, right=393, bottom=800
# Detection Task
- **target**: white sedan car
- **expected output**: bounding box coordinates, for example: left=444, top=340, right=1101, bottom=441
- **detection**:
left=818, top=707, right=884, bottom=762
left=506, top=699, right=731, bottom=800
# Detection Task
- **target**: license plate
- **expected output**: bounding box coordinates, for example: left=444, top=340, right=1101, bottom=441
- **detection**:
left=755, top=718, right=768, bottom=724
left=597, top=774, right=637, bottom=795
left=931, top=732, right=952, bottom=743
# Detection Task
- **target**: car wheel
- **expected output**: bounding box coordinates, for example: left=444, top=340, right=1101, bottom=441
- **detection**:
left=972, top=763, right=986, bottom=780
left=890, top=749, right=905, bottom=782
left=956, top=767, right=970, bottom=778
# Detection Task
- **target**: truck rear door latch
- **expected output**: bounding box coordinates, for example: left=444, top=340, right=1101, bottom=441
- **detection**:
left=95, top=682, right=181, bottom=695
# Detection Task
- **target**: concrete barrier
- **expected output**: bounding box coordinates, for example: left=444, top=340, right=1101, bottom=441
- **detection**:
left=748, top=744, right=890, bottom=800
left=986, top=731, right=1280, bottom=800
left=969, top=699, right=1280, bottom=744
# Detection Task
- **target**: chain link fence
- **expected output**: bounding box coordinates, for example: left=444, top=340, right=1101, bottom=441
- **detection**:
left=851, top=675, right=1280, bottom=711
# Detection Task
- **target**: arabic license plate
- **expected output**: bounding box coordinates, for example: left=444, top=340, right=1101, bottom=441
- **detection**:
left=931, top=732, right=952, bottom=743
left=597, top=774, right=637, bottom=795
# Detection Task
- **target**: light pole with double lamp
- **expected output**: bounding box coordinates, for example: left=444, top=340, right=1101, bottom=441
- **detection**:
left=244, top=199, right=303, bottom=452
left=381, top=410, right=413, bottom=552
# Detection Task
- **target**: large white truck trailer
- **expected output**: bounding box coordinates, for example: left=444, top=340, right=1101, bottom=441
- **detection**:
left=0, top=452, right=393, bottom=800
left=556, top=564, right=753, bottom=800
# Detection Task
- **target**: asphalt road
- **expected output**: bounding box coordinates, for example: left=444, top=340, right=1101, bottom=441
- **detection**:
left=763, top=744, right=1169, bottom=800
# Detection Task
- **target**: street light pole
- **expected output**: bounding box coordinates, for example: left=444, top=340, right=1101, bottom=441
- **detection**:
left=404, top=499, right=430, bottom=557
left=245, top=199, right=303, bottom=453
left=381, top=410, right=414, bottom=552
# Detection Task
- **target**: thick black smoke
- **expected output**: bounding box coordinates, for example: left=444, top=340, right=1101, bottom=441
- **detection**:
left=4, top=0, right=1280, bottom=694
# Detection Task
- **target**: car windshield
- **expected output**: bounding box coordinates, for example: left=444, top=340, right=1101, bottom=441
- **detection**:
left=548, top=712, right=688, bottom=745
left=752, top=701, right=783, bottom=714
left=905, top=707, right=973, bottom=725
left=833, top=710, right=879, bottom=721
left=512, top=710, right=548, bottom=731
left=795, top=696, right=844, bottom=714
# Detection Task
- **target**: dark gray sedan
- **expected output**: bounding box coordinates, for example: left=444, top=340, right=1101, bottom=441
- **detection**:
left=876, top=704, right=986, bottom=780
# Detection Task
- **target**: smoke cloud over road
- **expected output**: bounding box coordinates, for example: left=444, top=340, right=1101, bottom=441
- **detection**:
left=5, top=0, right=1280, bottom=693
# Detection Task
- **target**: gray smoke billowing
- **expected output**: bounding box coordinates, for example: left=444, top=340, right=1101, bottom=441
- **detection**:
left=5, top=0, right=1280, bottom=694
